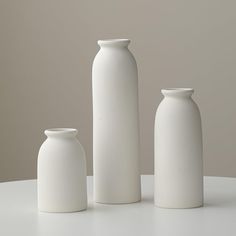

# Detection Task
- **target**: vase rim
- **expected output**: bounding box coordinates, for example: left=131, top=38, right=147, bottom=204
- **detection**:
left=45, top=128, right=78, bottom=137
left=98, top=39, right=130, bottom=47
left=161, top=88, right=194, bottom=97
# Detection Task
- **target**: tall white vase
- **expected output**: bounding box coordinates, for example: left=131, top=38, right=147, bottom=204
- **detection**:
left=154, top=88, right=203, bottom=208
left=92, top=39, right=141, bottom=204
left=37, top=128, right=87, bottom=212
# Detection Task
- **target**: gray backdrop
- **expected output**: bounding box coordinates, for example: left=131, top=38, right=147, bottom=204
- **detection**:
left=1, top=0, right=235, bottom=181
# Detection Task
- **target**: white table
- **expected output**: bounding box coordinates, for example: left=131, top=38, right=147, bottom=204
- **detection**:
left=0, top=176, right=236, bottom=236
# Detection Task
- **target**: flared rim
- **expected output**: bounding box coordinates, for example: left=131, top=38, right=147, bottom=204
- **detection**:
left=161, top=88, right=194, bottom=97
left=45, top=128, right=78, bottom=137
left=98, top=39, right=130, bottom=47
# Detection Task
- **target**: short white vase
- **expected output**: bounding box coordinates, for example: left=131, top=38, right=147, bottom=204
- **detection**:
left=37, top=128, right=87, bottom=212
left=92, top=39, right=141, bottom=204
left=154, top=88, right=203, bottom=208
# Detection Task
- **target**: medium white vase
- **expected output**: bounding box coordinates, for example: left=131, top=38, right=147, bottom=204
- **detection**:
left=92, top=39, right=141, bottom=204
left=154, top=88, right=203, bottom=208
left=37, top=128, right=87, bottom=212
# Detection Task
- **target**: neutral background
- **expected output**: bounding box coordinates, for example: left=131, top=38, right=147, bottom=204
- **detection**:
left=0, top=0, right=235, bottom=181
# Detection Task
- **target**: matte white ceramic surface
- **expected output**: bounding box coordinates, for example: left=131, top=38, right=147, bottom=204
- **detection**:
left=155, top=88, right=203, bottom=208
left=37, top=128, right=87, bottom=212
left=1, top=176, right=236, bottom=236
left=92, top=39, right=141, bottom=204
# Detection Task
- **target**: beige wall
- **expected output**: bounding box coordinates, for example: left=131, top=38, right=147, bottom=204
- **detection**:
left=0, top=0, right=236, bottom=181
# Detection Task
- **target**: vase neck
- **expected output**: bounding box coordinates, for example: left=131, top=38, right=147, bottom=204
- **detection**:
left=45, top=128, right=77, bottom=139
left=98, top=39, right=130, bottom=48
left=161, top=88, right=194, bottom=98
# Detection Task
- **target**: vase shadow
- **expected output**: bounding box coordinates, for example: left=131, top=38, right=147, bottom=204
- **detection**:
left=141, top=196, right=154, bottom=204
left=203, top=194, right=236, bottom=208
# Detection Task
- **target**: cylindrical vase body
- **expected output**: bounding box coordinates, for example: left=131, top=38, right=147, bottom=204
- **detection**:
left=37, top=128, right=87, bottom=212
left=92, top=39, right=141, bottom=204
left=154, top=88, right=203, bottom=208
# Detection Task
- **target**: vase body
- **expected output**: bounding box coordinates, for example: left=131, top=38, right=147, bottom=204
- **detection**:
left=37, top=128, right=87, bottom=212
left=92, top=39, right=141, bottom=204
left=154, top=88, right=203, bottom=208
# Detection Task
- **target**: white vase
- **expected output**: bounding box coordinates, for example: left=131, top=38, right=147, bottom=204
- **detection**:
left=92, top=39, right=141, bottom=204
left=37, top=128, right=87, bottom=212
left=154, top=88, right=203, bottom=208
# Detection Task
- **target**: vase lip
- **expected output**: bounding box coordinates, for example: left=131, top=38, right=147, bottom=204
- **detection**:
left=45, top=128, right=78, bottom=138
left=161, top=88, right=194, bottom=97
left=98, top=39, right=130, bottom=47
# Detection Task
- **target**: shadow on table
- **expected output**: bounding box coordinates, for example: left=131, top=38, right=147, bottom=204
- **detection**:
left=141, top=196, right=154, bottom=204
left=204, top=194, right=236, bottom=208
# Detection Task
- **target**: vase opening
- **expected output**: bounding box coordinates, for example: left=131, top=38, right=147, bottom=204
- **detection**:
left=45, top=128, right=78, bottom=138
left=161, top=88, right=194, bottom=98
left=98, top=39, right=130, bottom=48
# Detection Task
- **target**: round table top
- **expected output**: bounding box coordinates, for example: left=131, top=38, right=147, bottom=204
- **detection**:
left=0, top=175, right=236, bottom=236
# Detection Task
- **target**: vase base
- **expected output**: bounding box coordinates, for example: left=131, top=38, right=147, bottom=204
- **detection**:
left=154, top=202, right=203, bottom=209
left=38, top=205, right=87, bottom=213
left=94, top=198, right=141, bottom=205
